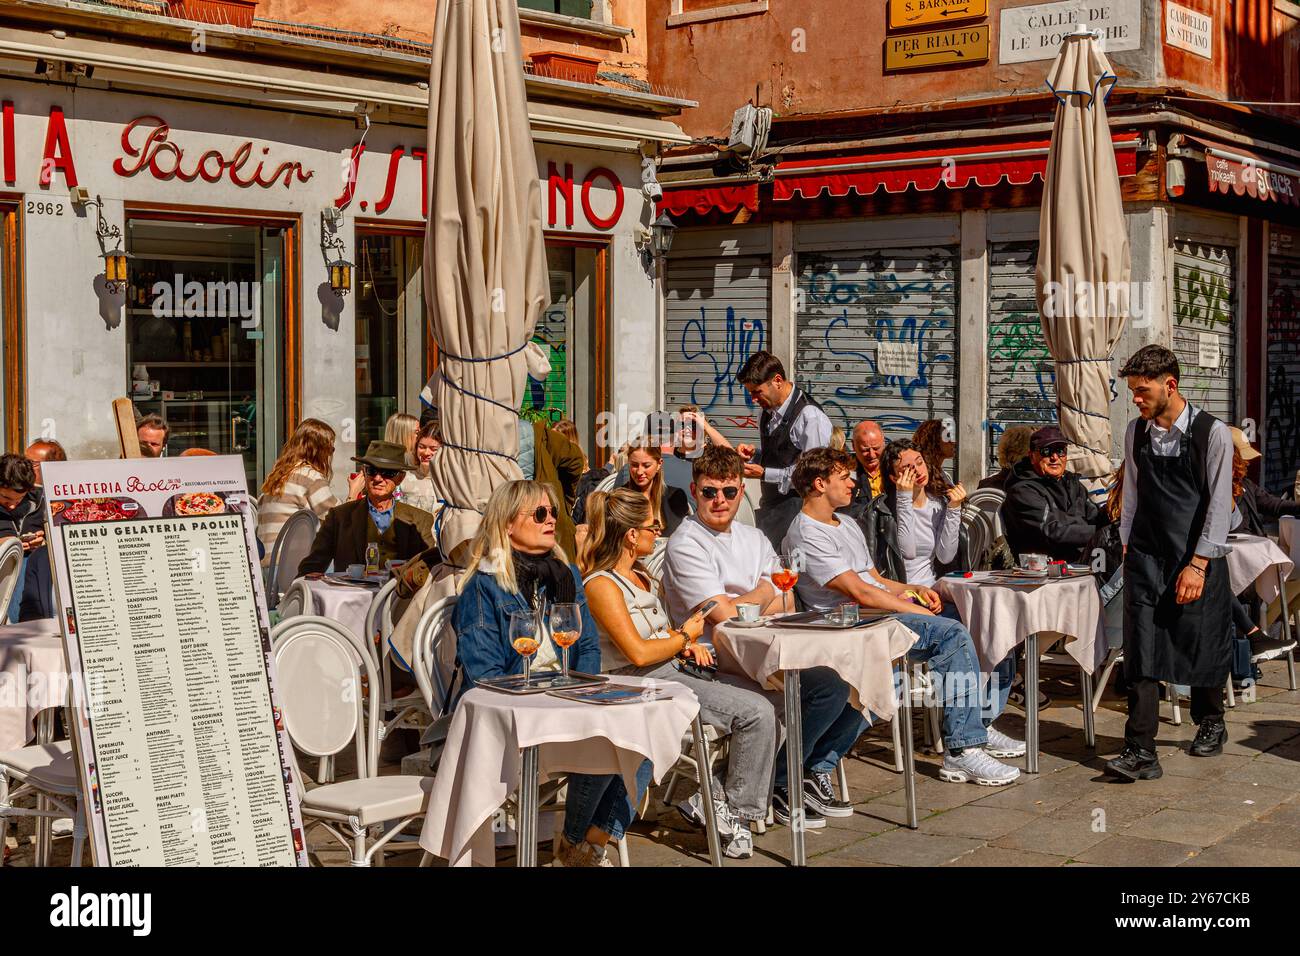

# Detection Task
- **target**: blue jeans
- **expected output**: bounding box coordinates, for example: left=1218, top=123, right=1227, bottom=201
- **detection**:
left=6, top=555, right=24, bottom=624
left=562, top=760, right=654, bottom=844
left=898, top=612, right=988, bottom=752
left=774, top=666, right=870, bottom=789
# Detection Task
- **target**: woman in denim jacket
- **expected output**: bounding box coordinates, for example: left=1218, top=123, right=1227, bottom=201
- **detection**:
left=454, top=479, right=650, bottom=867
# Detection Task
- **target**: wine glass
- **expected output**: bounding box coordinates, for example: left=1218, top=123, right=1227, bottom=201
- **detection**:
left=509, top=611, right=540, bottom=686
left=550, top=603, right=581, bottom=684
left=773, top=553, right=800, bottom=616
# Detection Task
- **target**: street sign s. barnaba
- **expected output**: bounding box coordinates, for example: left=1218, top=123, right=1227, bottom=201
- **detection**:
left=888, top=0, right=988, bottom=31
left=884, top=24, right=990, bottom=71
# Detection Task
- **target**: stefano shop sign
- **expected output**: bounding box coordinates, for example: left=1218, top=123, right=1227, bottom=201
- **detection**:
left=1, top=104, right=626, bottom=230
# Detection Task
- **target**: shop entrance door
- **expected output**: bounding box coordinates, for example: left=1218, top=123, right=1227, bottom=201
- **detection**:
left=125, top=218, right=290, bottom=487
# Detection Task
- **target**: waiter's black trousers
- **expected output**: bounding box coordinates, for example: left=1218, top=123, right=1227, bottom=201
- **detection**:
left=1126, top=679, right=1224, bottom=752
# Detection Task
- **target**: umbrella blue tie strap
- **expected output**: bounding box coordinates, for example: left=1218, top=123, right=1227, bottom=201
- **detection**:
left=435, top=340, right=529, bottom=364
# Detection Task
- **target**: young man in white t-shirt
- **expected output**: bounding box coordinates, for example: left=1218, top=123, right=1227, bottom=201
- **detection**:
left=663, top=445, right=864, bottom=827
left=781, top=447, right=1021, bottom=786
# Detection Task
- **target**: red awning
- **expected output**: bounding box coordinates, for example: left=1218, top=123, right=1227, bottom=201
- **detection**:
left=772, top=132, right=1141, bottom=201
left=1186, top=136, right=1300, bottom=207
left=658, top=182, right=759, bottom=218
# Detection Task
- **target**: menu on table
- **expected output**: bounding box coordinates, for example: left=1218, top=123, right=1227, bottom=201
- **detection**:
left=44, top=457, right=306, bottom=867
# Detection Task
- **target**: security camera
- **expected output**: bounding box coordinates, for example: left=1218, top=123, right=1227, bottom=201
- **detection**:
left=643, top=181, right=663, bottom=201
left=69, top=186, right=91, bottom=204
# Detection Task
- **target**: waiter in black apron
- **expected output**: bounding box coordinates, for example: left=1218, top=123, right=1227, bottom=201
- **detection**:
left=1106, top=345, right=1234, bottom=781
left=734, top=351, right=833, bottom=549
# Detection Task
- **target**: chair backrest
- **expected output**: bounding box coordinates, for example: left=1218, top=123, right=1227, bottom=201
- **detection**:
left=267, top=508, right=320, bottom=608
left=365, top=577, right=400, bottom=703
left=960, top=506, right=990, bottom=573
left=0, top=536, right=22, bottom=614
left=277, top=578, right=310, bottom=622
left=965, top=487, right=1006, bottom=541
left=735, top=490, right=757, bottom=527
left=411, top=595, right=460, bottom=719
left=1100, top=566, right=1125, bottom=649
left=272, top=614, right=380, bottom=784
left=595, top=471, right=618, bottom=494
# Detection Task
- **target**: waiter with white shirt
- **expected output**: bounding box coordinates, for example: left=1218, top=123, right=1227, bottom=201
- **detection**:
left=1106, top=345, right=1234, bottom=782
left=734, top=351, right=833, bottom=549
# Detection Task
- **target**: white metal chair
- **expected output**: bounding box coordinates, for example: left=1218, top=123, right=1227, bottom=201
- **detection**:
left=0, top=536, right=24, bottom=615
left=0, top=739, right=88, bottom=867
left=964, top=487, right=1007, bottom=542
left=595, top=471, right=619, bottom=495
left=276, top=577, right=310, bottom=622
left=735, top=489, right=757, bottom=527
left=272, top=614, right=432, bottom=866
left=368, top=579, right=432, bottom=742
left=266, top=509, right=320, bottom=610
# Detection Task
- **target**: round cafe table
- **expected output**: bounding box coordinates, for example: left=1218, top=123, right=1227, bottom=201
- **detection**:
left=1228, top=528, right=1298, bottom=691
left=298, top=575, right=384, bottom=646
left=0, top=618, right=66, bottom=752
left=938, top=572, right=1105, bottom=774
left=713, top=615, right=920, bottom=867
left=418, top=676, right=713, bottom=867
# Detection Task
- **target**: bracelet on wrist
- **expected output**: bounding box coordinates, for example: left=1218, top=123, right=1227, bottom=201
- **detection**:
left=1188, top=563, right=1206, bottom=577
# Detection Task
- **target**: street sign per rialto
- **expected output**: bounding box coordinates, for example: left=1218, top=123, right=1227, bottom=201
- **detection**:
left=888, top=0, right=988, bottom=31
left=885, top=24, right=991, bottom=71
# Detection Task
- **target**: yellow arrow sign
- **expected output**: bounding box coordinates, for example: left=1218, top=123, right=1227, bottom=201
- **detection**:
left=888, top=0, right=988, bottom=31
left=884, top=24, right=990, bottom=71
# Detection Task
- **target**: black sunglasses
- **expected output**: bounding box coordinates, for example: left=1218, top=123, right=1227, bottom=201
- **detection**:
left=364, top=465, right=401, bottom=480
left=700, top=485, right=741, bottom=501
left=528, top=505, right=558, bottom=524
left=1039, top=447, right=1068, bottom=460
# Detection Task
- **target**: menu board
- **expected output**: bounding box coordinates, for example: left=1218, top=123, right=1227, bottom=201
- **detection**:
left=43, top=456, right=307, bottom=867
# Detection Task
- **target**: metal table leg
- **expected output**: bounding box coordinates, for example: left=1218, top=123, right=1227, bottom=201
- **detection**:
left=1025, top=634, right=1040, bottom=773
left=784, top=669, right=805, bottom=867
left=35, top=709, right=55, bottom=866
left=898, top=665, right=918, bottom=830
left=1278, top=568, right=1297, bottom=692
left=517, top=745, right=539, bottom=867
left=691, top=715, right=724, bottom=867
left=1080, top=668, right=1095, bottom=749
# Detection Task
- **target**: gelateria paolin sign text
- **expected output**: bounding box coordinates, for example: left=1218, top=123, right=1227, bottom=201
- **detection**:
left=112, top=116, right=315, bottom=188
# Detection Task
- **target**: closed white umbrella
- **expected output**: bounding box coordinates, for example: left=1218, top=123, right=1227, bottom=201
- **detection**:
left=423, top=0, right=548, bottom=559
left=1035, top=27, right=1131, bottom=480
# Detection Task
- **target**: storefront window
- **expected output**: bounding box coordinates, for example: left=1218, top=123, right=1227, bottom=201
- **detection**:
left=355, top=233, right=424, bottom=450
left=520, top=0, right=592, bottom=17
left=125, top=219, right=288, bottom=487
left=523, top=241, right=602, bottom=456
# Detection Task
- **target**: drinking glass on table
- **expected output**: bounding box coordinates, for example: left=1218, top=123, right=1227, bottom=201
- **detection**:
left=550, top=602, right=581, bottom=684
left=773, top=553, right=800, bottom=616
left=509, top=611, right=541, bottom=686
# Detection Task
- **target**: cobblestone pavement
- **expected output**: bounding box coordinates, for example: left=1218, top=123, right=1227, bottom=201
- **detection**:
left=7, top=658, right=1299, bottom=868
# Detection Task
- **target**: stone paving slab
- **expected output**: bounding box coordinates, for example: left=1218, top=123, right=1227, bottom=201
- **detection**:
left=1122, top=808, right=1249, bottom=847
left=1073, top=835, right=1199, bottom=867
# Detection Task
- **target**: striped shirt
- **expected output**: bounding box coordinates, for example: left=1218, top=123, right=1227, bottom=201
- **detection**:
left=257, top=466, right=339, bottom=561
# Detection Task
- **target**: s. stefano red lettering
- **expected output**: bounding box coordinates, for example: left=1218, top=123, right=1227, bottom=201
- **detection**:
left=125, top=476, right=183, bottom=493
left=113, top=116, right=315, bottom=189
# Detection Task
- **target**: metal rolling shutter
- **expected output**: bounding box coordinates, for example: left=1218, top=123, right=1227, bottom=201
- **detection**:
left=664, top=254, right=771, bottom=447
left=1172, top=239, right=1236, bottom=425
left=794, top=246, right=958, bottom=445
left=1266, top=232, right=1300, bottom=496
left=986, top=240, right=1057, bottom=469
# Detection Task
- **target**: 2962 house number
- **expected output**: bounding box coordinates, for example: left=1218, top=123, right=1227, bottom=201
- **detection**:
left=26, top=201, right=65, bottom=216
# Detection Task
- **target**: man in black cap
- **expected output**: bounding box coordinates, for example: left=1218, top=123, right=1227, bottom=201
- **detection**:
left=298, top=440, right=437, bottom=576
left=734, top=351, right=833, bottom=548
left=1001, top=423, right=1110, bottom=564
left=1106, top=345, right=1233, bottom=780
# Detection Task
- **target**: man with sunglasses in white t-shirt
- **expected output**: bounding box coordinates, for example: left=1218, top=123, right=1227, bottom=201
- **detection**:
left=663, top=445, right=866, bottom=830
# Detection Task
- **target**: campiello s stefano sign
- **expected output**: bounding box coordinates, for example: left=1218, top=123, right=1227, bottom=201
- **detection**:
left=113, top=116, right=315, bottom=188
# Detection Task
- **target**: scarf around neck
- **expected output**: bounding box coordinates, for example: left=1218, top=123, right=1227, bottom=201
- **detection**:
left=511, top=548, right=576, bottom=609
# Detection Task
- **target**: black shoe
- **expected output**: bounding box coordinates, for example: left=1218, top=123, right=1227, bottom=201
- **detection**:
left=803, top=771, right=854, bottom=817
left=1190, top=717, right=1227, bottom=757
left=771, top=787, right=826, bottom=829
left=1105, top=745, right=1163, bottom=781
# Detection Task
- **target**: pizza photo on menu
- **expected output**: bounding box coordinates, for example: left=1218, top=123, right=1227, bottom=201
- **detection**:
left=161, top=490, right=231, bottom=517
left=51, top=497, right=146, bottom=525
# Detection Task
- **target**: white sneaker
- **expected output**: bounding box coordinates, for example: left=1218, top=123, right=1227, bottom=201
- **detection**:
left=723, top=821, right=753, bottom=859
left=677, top=790, right=736, bottom=838
left=939, top=748, right=1021, bottom=786
left=984, top=725, right=1027, bottom=758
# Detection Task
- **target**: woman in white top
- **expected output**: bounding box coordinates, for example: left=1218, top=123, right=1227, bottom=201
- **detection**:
left=880, top=439, right=965, bottom=589
left=398, top=419, right=441, bottom=510
left=580, top=489, right=776, bottom=860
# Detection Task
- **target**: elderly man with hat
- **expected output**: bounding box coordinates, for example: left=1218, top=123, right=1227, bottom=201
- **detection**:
left=1000, top=423, right=1111, bottom=565
left=297, top=440, right=437, bottom=577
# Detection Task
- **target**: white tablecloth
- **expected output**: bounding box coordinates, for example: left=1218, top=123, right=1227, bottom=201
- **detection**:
left=300, top=576, right=380, bottom=643
left=938, top=573, right=1105, bottom=674
left=713, top=617, right=918, bottom=721
left=1226, top=534, right=1294, bottom=604
left=418, top=677, right=699, bottom=867
left=0, top=619, right=65, bottom=752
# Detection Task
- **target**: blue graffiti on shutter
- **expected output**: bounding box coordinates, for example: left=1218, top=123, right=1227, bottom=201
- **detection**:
left=678, top=305, right=767, bottom=417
